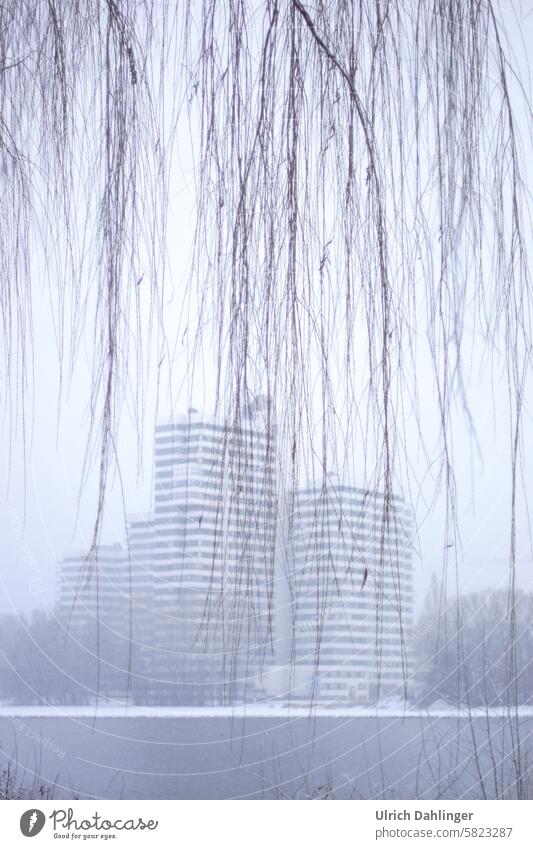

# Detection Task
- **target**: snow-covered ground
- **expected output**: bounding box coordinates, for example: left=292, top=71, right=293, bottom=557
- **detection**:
left=2, top=702, right=533, bottom=719
left=2, top=706, right=532, bottom=798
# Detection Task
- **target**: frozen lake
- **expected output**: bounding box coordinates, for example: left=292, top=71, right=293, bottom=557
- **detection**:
left=1, top=707, right=532, bottom=799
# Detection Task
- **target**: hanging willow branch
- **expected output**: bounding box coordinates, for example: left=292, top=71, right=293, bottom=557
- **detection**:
left=0, top=1, right=532, bottom=743
left=0, top=0, right=171, bottom=528
left=187, top=0, right=530, bottom=493
left=183, top=0, right=531, bottom=707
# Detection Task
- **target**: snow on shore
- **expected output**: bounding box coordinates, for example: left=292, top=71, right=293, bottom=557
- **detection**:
left=2, top=703, right=533, bottom=719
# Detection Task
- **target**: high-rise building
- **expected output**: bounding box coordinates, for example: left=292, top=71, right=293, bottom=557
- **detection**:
left=149, top=397, right=277, bottom=704
left=285, top=480, right=414, bottom=704
left=125, top=514, right=156, bottom=699
left=57, top=414, right=415, bottom=708
left=57, top=542, right=152, bottom=698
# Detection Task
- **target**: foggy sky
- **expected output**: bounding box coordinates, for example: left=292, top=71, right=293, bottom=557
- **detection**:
left=1, top=2, right=533, bottom=620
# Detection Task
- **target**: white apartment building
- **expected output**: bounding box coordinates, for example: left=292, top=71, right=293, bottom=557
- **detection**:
left=149, top=397, right=277, bottom=704
left=286, top=480, right=414, bottom=704
left=59, top=543, right=132, bottom=632
left=57, top=542, right=153, bottom=697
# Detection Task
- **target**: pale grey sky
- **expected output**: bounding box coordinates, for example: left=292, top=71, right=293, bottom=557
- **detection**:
left=1, top=1, right=532, bottom=619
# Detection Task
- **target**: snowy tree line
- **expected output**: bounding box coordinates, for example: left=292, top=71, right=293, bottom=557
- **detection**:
left=1, top=590, right=533, bottom=707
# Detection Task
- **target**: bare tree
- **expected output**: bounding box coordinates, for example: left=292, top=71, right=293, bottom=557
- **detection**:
left=415, top=590, right=533, bottom=707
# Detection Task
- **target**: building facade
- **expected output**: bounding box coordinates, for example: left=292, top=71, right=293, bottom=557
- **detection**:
left=149, top=398, right=277, bottom=704
left=285, top=481, right=414, bottom=704
left=57, top=542, right=152, bottom=699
